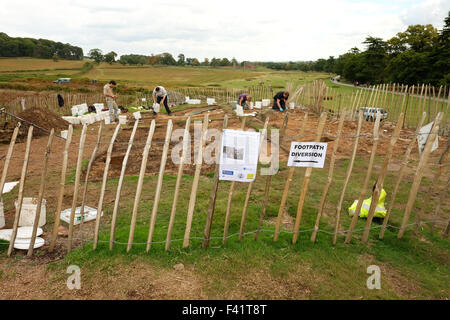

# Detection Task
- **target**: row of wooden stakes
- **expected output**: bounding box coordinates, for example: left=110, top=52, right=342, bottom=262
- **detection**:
left=0, top=108, right=446, bottom=257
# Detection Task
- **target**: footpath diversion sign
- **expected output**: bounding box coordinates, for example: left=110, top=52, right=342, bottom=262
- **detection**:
left=219, top=129, right=261, bottom=182
left=288, top=142, right=328, bottom=168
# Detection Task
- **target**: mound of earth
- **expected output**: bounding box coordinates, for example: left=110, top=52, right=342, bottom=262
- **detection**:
left=16, top=106, right=69, bottom=137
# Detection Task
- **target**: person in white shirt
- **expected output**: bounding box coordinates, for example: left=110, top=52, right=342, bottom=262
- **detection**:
left=152, top=86, right=172, bottom=115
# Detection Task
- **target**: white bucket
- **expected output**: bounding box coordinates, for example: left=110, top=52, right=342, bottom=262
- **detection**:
left=235, top=104, right=244, bottom=116
left=14, top=237, right=45, bottom=250
left=133, top=111, right=141, bottom=120
left=289, top=102, right=295, bottom=109
left=0, top=202, right=5, bottom=229
left=255, top=101, right=262, bottom=109
left=15, top=197, right=46, bottom=227
left=118, top=115, right=127, bottom=125
left=153, top=103, right=160, bottom=113
left=262, top=99, right=271, bottom=107
left=104, top=117, right=111, bottom=125
left=94, top=103, right=104, bottom=114
left=61, top=130, right=68, bottom=139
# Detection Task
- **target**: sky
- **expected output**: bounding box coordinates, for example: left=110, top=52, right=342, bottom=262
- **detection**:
left=0, top=0, right=449, bottom=62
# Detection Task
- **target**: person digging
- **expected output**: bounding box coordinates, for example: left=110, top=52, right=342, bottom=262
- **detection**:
left=272, top=91, right=289, bottom=111
left=104, top=80, right=118, bottom=123
left=152, top=86, right=172, bottom=116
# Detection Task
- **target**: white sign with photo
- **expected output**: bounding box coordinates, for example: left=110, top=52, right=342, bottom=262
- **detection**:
left=288, top=142, right=328, bottom=168
left=219, top=129, right=261, bottom=182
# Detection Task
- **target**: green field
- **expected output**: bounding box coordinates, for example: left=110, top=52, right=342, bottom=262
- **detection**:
left=0, top=57, right=328, bottom=90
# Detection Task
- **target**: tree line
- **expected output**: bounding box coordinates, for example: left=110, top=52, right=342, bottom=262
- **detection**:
left=264, top=12, right=450, bottom=86
left=88, top=48, right=243, bottom=68
left=0, top=33, right=83, bottom=60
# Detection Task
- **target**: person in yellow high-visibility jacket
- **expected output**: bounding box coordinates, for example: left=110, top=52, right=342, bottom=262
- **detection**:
left=348, top=188, right=387, bottom=218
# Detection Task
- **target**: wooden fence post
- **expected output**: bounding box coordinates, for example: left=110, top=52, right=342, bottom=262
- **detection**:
left=166, top=117, right=191, bottom=250
left=79, top=122, right=103, bottom=240
left=68, top=124, right=87, bottom=253
left=93, top=123, right=121, bottom=250
left=49, top=125, right=73, bottom=252
left=311, top=109, right=347, bottom=243
left=223, top=117, right=247, bottom=244
left=202, top=115, right=228, bottom=248
left=398, top=112, right=443, bottom=238
left=146, top=119, right=173, bottom=251
left=361, top=113, right=405, bottom=243
left=344, top=112, right=382, bottom=244
left=183, top=114, right=209, bottom=248
left=0, top=123, right=20, bottom=203
left=127, top=120, right=156, bottom=252
left=292, top=112, right=327, bottom=244
left=109, top=120, right=139, bottom=250
left=273, top=113, right=309, bottom=242
left=238, top=117, right=269, bottom=241
left=333, top=112, right=364, bottom=245
left=27, top=129, right=54, bottom=256
left=379, top=112, right=426, bottom=239
left=8, top=126, right=33, bottom=256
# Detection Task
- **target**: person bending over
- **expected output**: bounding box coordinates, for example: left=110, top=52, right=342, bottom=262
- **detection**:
left=237, top=93, right=252, bottom=109
left=272, top=91, right=289, bottom=111
left=152, top=86, right=172, bottom=116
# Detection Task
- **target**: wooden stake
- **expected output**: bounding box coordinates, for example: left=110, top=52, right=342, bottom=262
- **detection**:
left=109, top=120, right=139, bottom=250
left=274, top=113, right=309, bottom=242
left=333, top=112, right=364, bottom=245
left=361, top=113, right=405, bottom=243
left=79, top=122, right=103, bottom=240
left=379, top=112, right=426, bottom=239
left=0, top=123, right=20, bottom=203
left=292, top=112, right=327, bottom=244
left=202, top=115, right=228, bottom=248
left=166, top=117, right=191, bottom=250
left=146, top=120, right=173, bottom=251
left=398, top=112, right=443, bottom=238
left=49, top=126, right=73, bottom=252
left=8, top=126, right=33, bottom=256
left=68, top=124, right=87, bottom=253
left=127, top=120, right=156, bottom=252
left=183, top=114, right=209, bottom=248
left=223, top=117, right=246, bottom=244
left=93, top=123, right=121, bottom=250
left=27, top=129, right=55, bottom=256
left=238, top=117, right=269, bottom=241
left=344, top=112, right=382, bottom=243
left=311, top=109, right=347, bottom=242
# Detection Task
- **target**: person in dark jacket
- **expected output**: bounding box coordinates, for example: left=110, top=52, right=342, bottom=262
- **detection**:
left=272, top=91, right=289, bottom=111
left=57, top=93, right=64, bottom=107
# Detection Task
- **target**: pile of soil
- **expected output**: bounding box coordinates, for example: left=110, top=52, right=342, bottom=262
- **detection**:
left=16, top=106, right=69, bottom=136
